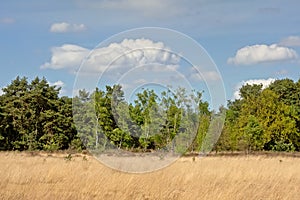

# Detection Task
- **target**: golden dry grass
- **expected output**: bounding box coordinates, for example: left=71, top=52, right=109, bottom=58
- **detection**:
left=0, top=151, right=299, bottom=200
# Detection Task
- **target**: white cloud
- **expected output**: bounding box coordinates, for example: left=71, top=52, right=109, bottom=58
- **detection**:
left=41, top=38, right=180, bottom=74
left=50, top=22, right=86, bottom=33
left=0, top=88, right=3, bottom=95
left=228, top=44, right=298, bottom=65
left=49, top=80, right=65, bottom=88
left=233, top=78, right=275, bottom=99
left=41, top=44, right=89, bottom=70
left=279, top=36, right=300, bottom=47
left=48, top=80, right=66, bottom=95
left=0, top=17, right=15, bottom=24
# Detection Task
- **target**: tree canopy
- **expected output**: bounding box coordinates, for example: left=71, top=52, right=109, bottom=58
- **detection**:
left=217, top=79, right=300, bottom=152
left=0, top=76, right=299, bottom=153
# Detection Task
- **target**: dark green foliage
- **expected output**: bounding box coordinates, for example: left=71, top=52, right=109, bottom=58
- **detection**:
left=1, top=76, right=299, bottom=153
left=0, top=76, right=77, bottom=151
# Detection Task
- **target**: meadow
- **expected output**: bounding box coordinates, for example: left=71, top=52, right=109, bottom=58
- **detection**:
left=0, top=151, right=299, bottom=200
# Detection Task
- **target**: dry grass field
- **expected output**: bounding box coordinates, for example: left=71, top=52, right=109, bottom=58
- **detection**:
left=0, top=151, right=299, bottom=200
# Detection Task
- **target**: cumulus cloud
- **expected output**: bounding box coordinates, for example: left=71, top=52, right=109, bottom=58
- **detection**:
left=279, top=36, right=300, bottom=47
left=41, top=44, right=89, bottom=70
left=228, top=44, right=298, bottom=65
left=41, top=38, right=180, bottom=74
left=50, top=22, right=86, bottom=33
left=233, top=78, right=275, bottom=99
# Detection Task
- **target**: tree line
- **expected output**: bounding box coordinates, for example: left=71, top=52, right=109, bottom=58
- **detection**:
left=0, top=76, right=299, bottom=153
left=72, top=85, right=212, bottom=153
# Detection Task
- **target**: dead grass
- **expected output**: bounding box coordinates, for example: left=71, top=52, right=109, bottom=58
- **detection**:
left=0, top=151, right=299, bottom=200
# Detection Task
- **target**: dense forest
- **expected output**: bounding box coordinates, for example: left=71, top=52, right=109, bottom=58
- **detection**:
left=0, top=76, right=299, bottom=153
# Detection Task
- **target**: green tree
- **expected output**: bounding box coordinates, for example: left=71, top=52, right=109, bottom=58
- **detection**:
left=0, top=76, right=78, bottom=151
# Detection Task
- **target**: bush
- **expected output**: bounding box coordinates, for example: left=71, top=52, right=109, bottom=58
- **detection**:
left=70, top=138, right=85, bottom=152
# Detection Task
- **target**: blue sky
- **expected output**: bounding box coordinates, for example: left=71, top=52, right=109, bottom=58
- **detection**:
left=1, top=0, right=300, bottom=109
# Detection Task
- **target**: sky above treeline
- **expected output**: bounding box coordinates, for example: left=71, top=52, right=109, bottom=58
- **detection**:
left=1, top=0, right=300, bottom=109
